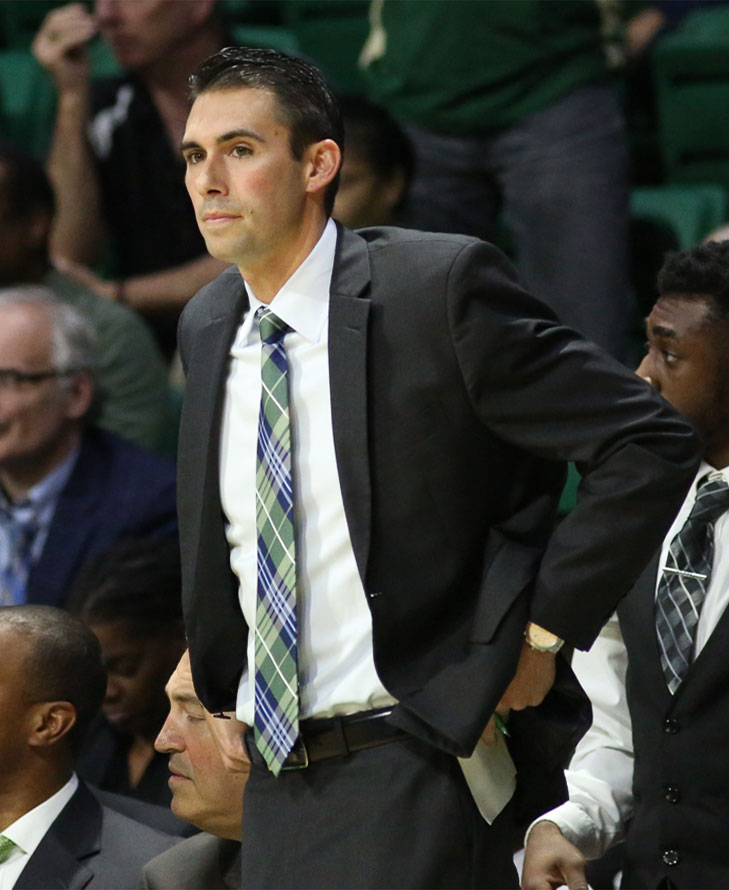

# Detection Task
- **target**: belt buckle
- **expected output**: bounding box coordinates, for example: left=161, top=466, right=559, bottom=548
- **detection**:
left=281, top=735, right=309, bottom=770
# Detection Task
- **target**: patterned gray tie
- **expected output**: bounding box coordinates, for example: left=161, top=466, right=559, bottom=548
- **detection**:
left=0, top=516, right=37, bottom=606
left=655, top=475, right=729, bottom=693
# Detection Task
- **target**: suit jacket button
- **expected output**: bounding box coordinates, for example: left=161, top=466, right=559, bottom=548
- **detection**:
left=662, top=849, right=680, bottom=867
left=664, top=785, right=680, bottom=804
left=664, top=718, right=680, bottom=734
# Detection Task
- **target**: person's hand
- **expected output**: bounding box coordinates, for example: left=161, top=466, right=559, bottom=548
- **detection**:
left=480, top=710, right=510, bottom=746
left=522, top=821, right=589, bottom=890
left=497, top=640, right=556, bottom=713
left=205, top=710, right=251, bottom=775
left=53, top=255, right=117, bottom=302
left=32, top=3, right=96, bottom=94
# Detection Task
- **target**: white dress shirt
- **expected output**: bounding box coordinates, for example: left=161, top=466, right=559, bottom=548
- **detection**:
left=0, top=774, right=78, bottom=890
left=220, top=219, right=395, bottom=724
left=531, top=463, right=729, bottom=858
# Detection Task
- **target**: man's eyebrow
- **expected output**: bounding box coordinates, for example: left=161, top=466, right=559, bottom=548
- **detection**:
left=168, top=690, right=204, bottom=707
left=181, top=128, right=265, bottom=153
left=649, top=323, right=677, bottom=340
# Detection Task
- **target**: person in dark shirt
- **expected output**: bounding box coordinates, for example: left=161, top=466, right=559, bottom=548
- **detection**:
left=32, top=0, right=228, bottom=358
left=71, top=537, right=185, bottom=809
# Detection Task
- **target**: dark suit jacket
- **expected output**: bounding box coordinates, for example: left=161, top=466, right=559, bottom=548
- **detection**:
left=15, top=781, right=178, bottom=889
left=141, top=834, right=241, bottom=889
left=26, top=426, right=178, bottom=608
left=177, top=225, right=700, bottom=758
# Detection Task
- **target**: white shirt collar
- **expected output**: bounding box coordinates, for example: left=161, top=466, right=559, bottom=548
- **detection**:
left=240, top=218, right=337, bottom=345
left=1, top=774, right=78, bottom=861
left=695, top=460, right=729, bottom=489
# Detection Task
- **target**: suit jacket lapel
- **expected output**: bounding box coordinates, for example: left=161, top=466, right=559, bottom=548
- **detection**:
left=26, top=437, right=102, bottom=607
left=328, top=225, right=372, bottom=584
left=180, top=272, right=249, bottom=575
left=15, top=784, right=99, bottom=889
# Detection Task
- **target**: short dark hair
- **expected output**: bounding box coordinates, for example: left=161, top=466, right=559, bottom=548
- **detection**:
left=189, top=46, right=343, bottom=215
left=339, top=95, right=415, bottom=212
left=0, top=605, right=106, bottom=754
left=0, top=140, right=55, bottom=221
left=658, top=240, right=729, bottom=322
left=69, top=537, right=183, bottom=636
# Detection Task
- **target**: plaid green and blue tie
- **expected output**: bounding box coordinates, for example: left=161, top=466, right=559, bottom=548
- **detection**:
left=254, top=307, right=299, bottom=775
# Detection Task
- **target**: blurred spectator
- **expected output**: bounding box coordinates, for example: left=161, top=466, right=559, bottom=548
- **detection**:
left=71, top=537, right=186, bottom=809
left=141, top=649, right=249, bottom=888
left=0, top=141, right=170, bottom=453
left=32, top=0, right=228, bottom=359
left=0, top=288, right=177, bottom=608
left=0, top=604, right=178, bottom=887
left=362, top=0, right=633, bottom=360
left=333, top=95, right=414, bottom=229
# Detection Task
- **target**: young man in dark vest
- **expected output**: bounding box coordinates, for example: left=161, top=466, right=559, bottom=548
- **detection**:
left=524, top=240, right=729, bottom=890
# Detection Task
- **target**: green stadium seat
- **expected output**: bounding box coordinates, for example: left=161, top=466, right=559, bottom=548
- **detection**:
left=0, top=49, right=55, bottom=156
left=282, top=0, right=370, bottom=93
left=631, top=184, right=728, bottom=251
left=230, top=23, right=300, bottom=54
left=653, top=17, right=729, bottom=188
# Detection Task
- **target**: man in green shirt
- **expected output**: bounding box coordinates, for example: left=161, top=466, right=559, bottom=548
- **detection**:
left=363, top=0, right=632, bottom=360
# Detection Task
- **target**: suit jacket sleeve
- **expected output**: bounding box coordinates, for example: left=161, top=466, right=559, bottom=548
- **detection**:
left=445, top=238, right=700, bottom=649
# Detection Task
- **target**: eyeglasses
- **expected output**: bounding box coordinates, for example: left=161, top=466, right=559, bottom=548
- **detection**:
left=0, top=368, right=77, bottom=390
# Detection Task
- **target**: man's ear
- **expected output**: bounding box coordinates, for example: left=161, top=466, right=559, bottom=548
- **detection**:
left=64, top=371, right=94, bottom=422
left=305, top=139, right=342, bottom=197
left=26, top=701, right=77, bottom=749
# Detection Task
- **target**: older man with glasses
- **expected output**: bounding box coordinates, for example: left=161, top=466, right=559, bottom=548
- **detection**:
left=0, top=286, right=177, bottom=608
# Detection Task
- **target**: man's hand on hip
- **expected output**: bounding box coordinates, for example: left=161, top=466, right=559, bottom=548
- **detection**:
left=522, top=821, right=589, bottom=890
left=498, top=641, right=556, bottom=712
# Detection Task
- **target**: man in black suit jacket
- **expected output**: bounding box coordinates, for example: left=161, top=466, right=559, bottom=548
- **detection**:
left=0, top=287, right=177, bottom=608
left=0, top=605, right=178, bottom=889
left=176, top=47, right=701, bottom=888
left=523, top=241, right=729, bottom=889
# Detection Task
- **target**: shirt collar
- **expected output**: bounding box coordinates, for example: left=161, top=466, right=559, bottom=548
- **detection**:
left=0, top=445, right=80, bottom=520
left=696, top=460, right=729, bottom=487
left=2, top=774, right=79, bottom=857
left=243, top=218, right=337, bottom=344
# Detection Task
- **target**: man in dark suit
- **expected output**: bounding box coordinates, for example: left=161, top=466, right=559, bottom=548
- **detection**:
left=141, top=650, right=248, bottom=889
left=523, top=240, right=729, bottom=889
left=176, top=47, right=701, bottom=888
left=0, top=605, right=178, bottom=888
left=0, top=287, right=177, bottom=608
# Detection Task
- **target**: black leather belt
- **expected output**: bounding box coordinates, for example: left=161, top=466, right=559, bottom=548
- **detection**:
left=247, top=707, right=408, bottom=770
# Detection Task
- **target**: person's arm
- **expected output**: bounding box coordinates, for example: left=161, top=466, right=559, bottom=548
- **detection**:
left=522, top=616, right=634, bottom=887
left=54, top=254, right=229, bottom=313
left=448, top=240, right=700, bottom=653
left=32, top=2, right=105, bottom=265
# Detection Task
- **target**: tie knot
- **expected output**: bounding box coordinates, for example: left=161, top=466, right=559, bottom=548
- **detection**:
left=0, top=835, right=16, bottom=863
left=257, top=307, right=289, bottom=345
left=691, top=476, right=729, bottom=526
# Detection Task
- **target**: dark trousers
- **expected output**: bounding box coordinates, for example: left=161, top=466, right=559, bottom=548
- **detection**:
left=240, top=734, right=519, bottom=889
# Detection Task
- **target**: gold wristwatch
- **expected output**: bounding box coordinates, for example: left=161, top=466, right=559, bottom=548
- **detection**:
left=525, top=621, right=564, bottom=654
